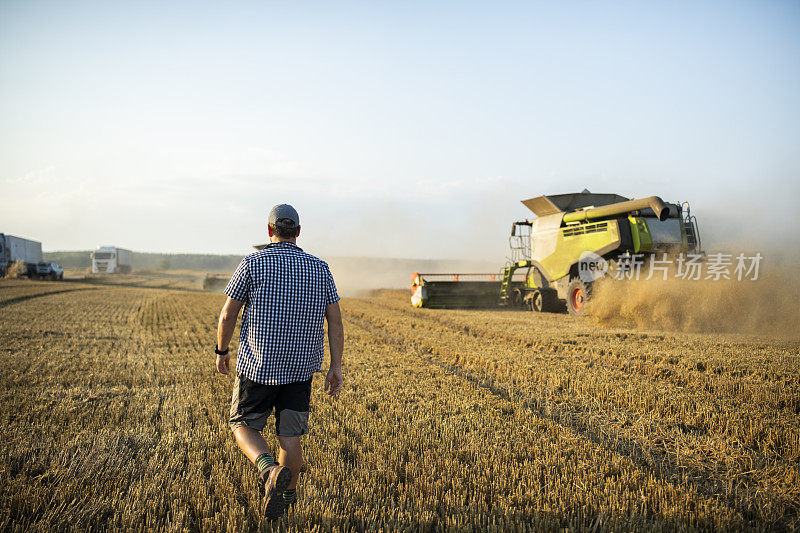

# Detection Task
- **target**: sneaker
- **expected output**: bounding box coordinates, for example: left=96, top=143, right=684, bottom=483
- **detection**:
left=261, top=465, right=292, bottom=520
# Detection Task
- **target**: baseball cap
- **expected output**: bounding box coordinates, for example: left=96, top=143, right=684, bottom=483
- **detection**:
left=268, top=204, right=300, bottom=228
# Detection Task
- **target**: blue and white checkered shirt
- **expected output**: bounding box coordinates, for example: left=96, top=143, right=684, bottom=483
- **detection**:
left=224, top=242, right=340, bottom=385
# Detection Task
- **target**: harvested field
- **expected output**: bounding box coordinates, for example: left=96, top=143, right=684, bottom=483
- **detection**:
left=0, top=280, right=798, bottom=531
left=75, top=270, right=214, bottom=291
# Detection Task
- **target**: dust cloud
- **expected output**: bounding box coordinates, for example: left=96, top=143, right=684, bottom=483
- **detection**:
left=315, top=182, right=529, bottom=297
left=325, top=257, right=499, bottom=297
left=586, top=271, right=800, bottom=340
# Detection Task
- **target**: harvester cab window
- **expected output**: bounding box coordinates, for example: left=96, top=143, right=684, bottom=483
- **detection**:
left=646, top=217, right=682, bottom=246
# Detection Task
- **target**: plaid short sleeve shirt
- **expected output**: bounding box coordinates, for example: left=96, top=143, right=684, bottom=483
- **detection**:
left=224, top=242, right=340, bottom=385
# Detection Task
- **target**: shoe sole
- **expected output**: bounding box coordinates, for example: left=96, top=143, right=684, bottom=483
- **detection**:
left=263, top=467, right=292, bottom=520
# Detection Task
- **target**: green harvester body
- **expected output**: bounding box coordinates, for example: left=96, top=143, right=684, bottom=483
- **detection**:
left=411, top=191, right=701, bottom=313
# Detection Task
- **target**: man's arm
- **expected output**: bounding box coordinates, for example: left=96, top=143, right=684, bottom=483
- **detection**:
left=216, top=296, right=244, bottom=375
left=324, top=301, right=344, bottom=395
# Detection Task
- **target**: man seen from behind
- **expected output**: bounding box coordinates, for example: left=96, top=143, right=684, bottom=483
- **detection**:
left=214, top=204, right=344, bottom=521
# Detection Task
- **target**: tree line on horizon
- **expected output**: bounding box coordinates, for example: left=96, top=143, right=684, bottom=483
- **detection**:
left=43, top=251, right=244, bottom=271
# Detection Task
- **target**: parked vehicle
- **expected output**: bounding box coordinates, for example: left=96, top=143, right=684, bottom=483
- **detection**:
left=0, top=233, right=43, bottom=277
left=91, top=246, right=132, bottom=274
left=36, top=261, right=64, bottom=280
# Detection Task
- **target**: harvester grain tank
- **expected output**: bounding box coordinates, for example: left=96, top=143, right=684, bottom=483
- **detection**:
left=91, top=246, right=132, bottom=274
left=411, top=191, right=701, bottom=314
left=0, top=233, right=43, bottom=277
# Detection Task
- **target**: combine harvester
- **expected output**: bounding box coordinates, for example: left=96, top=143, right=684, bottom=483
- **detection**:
left=412, top=191, right=701, bottom=315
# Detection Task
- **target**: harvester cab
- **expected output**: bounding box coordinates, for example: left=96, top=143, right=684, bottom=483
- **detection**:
left=411, top=190, right=701, bottom=314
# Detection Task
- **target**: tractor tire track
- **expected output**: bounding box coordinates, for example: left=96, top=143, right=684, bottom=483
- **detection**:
left=342, top=306, right=795, bottom=529
left=0, top=288, right=97, bottom=309
left=354, top=296, right=800, bottom=439
left=352, top=297, right=788, bottom=425
left=339, top=311, right=722, bottom=529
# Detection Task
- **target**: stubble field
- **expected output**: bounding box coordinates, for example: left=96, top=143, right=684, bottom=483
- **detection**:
left=0, top=278, right=798, bottom=531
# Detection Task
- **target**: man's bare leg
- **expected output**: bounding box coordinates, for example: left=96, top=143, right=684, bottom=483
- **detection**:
left=277, top=436, right=302, bottom=490
left=233, top=426, right=271, bottom=464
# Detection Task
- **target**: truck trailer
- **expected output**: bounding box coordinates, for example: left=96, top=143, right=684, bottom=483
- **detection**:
left=0, top=233, right=43, bottom=277
left=91, top=246, right=133, bottom=274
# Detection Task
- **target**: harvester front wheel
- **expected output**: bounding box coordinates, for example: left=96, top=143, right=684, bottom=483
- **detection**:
left=567, top=279, right=591, bottom=316
left=528, top=289, right=558, bottom=313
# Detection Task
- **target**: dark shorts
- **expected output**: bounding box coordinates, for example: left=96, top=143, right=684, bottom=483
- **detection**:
left=229, top=375, right=313, bottom=437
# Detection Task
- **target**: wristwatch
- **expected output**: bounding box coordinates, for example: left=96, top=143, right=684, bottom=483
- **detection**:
left=215, top=345, right=229, bottom=356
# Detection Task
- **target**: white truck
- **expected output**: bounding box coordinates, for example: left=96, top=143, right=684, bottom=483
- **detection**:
left=0, top=233, right=43, bottom=277
left=91, top=246, right=133, bottom=274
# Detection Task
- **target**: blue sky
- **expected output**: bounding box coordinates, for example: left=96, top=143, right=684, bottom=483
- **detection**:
left=1, top=1, right=798, bottom=259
